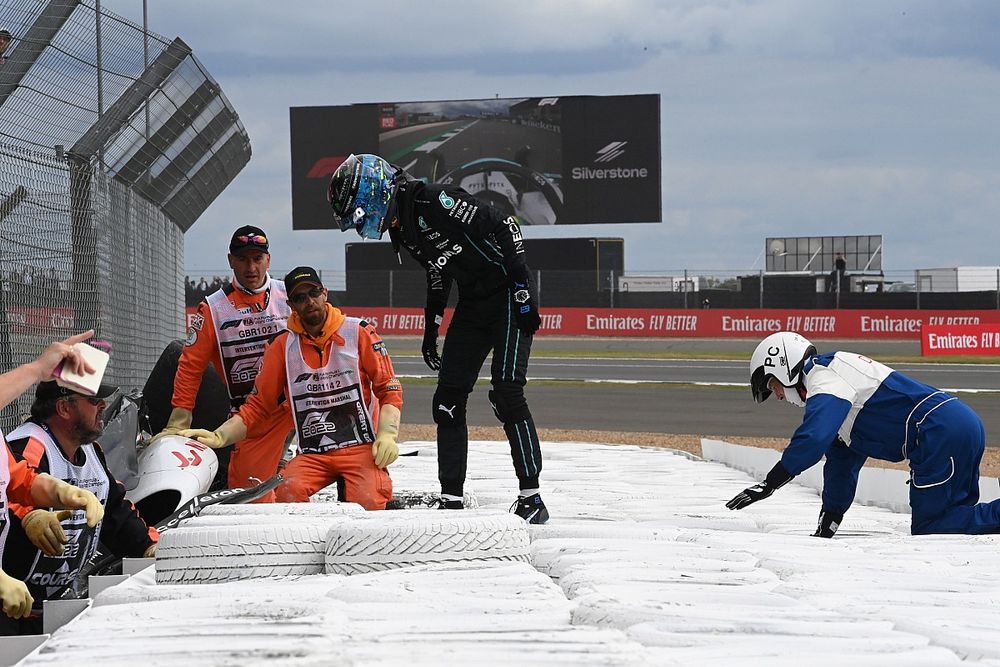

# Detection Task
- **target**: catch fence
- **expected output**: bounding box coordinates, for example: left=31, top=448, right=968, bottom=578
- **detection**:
left=0, top=0, right=249, bottom=430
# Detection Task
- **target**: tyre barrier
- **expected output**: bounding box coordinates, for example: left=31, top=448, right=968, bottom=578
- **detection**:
left=384, top=488, right=480, bottom=510
left=156, top=521, right=347, bottom=584
left=200, top=502, right=365, bottom=516
left=309, top=485, right=479, bottom=510
left=324, top=511, right=530, bottom=575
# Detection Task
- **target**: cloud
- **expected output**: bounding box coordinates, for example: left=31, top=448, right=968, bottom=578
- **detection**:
left=97, top=0, right=1000, bottom=276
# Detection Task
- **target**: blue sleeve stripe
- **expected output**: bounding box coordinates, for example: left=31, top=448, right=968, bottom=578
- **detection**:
left=781, top=393, right=852, bottom=475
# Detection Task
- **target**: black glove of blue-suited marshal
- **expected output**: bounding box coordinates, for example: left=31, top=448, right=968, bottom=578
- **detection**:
left=726, top=462, right=794, bottom=510
left=512, top=281, right=541, bottom=335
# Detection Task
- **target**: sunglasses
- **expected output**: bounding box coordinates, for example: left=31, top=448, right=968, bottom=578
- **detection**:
left=289, top=286, right=325, bottom=305
left=67, top=396, right=106, bottom=406
left=235, top=233, right=267, bottom=245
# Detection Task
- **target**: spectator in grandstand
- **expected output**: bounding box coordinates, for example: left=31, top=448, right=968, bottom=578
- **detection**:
left=0, top=331, right=106, bottom=628
left=0, top=29, right=11, bottom=67
left=184, top=277, right=197, bottom=306
left=150, top=226, right=293, bottom=502
left=326, top=154, right=548, bottom=524
left=1, top=380, right=156, bottom=635
left=728, top=331, right=999, bottom=537
left=181, top=266, right=402, bottom=509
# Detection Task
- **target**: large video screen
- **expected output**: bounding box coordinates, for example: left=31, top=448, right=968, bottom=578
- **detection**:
left=290, top=94, right=661, bottom=230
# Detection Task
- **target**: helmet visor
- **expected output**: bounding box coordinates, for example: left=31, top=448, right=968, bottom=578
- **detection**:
left=750, top=366, right=773, bottom=404
left=328, top=154, right=394, bottom=239
left=328, top=155, right=362, bottom=230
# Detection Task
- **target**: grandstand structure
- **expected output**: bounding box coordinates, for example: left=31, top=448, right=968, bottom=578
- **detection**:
left=0, top=0, right=250, bottom=430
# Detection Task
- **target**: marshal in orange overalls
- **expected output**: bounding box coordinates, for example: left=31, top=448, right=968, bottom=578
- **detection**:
left=174, top=279, right=293, bottom=502
left=238, top=304, right=402, bottom=509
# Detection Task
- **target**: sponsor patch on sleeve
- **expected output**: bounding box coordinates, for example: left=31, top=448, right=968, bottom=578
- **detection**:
left=372, top=341, right=388, bottom=356
left=189, top=313, right=205, bottom=331
left=184, top=327, right=198, bottom=346
left=386, top=378, right=402, bottom=392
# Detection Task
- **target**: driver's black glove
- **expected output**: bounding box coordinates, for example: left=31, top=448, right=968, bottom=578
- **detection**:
left=421, top=308, right=442, bottom=371
left=812, top=509, right=844, bottom=538
left=512, top=281, right=541, bottom=335
left=726, top=462, right=794, bottom=510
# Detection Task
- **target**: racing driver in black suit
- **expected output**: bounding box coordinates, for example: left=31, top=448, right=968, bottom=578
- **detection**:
left=327, top=154, right=548, bottom=524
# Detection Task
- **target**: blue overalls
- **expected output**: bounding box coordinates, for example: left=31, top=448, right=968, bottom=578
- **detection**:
left=779, top=352, right=997, bottom=535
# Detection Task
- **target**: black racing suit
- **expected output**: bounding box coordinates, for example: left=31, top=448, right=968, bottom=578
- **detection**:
left=393, top=180, right=542, bottom=497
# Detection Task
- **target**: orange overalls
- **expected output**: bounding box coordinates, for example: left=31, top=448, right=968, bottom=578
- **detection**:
left=1, top=443, right=40, bottom=559
left=239, top=305, right=402, bottom=509
left=174, top=280, right=293, bottom=502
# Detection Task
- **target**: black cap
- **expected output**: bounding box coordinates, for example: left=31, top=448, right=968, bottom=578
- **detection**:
left=284, top=266, right=323, bottom=295
left=229, top=225, right=269, bottom=254
left=0, top=30, right=11, bottom=39
left=36, top=380, right=118, bottom=401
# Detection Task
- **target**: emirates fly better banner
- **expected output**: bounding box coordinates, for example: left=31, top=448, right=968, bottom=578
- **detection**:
left=921, top=324, right=1000, bottom=356
left=183, top=307, right=1000, bottom=348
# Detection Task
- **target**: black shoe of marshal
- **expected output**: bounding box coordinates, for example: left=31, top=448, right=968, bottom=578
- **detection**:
left=510, top=493, right=549, bottom=524
left=436, top=498, right=464, bottom=510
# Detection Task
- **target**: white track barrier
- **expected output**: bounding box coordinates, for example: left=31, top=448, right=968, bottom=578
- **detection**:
left=701, top=438, right=1000, bottom=515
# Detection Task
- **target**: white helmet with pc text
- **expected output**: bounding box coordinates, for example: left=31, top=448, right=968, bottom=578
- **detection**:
left=749, top=332, right=817, bottom=406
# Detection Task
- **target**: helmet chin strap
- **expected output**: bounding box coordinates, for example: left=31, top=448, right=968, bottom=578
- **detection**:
left=385, top=175, right=409, bottom=263
left=784, top=385, right=805, bottom=408
left=387, top=225, right=402, bottom=264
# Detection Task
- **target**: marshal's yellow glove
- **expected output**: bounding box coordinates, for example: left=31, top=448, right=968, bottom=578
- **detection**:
left=0, top=570, right=33, bottom=619
left=54, top=479, right=104, bottom=527
left=150, top=407, right=193, bottom=444
left=30, top=474, right=104, bottom=528
left=372, top=404, right=400, bottom=469
left=22, top=509, right=72, bottom=557
left=179, top=416, right=247, bottom=450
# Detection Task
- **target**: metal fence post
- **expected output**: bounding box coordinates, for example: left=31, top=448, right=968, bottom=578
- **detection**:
left=759, top=269, right=764, bottom=309
left=95, top=0, right=104, bottom=165
left=683, top=269, right=688, bottom=309
left=388, top=270, right=393, bottom=310
left=536, top=269, right=542, bottom=308
left=915, top=270, right=921, bottom=310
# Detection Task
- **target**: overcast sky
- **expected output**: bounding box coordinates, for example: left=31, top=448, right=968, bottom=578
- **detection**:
left=101, top=0, right=1000, bottom=277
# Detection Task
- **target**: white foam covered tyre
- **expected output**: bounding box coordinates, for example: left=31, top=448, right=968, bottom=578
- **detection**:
left=156, top=522, right=341, bottom=584
left=325, top=512, right=530, bottom=575
left=176, top=514, right=351, bottom=529
left=200, top=502, right=365, bottom=516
